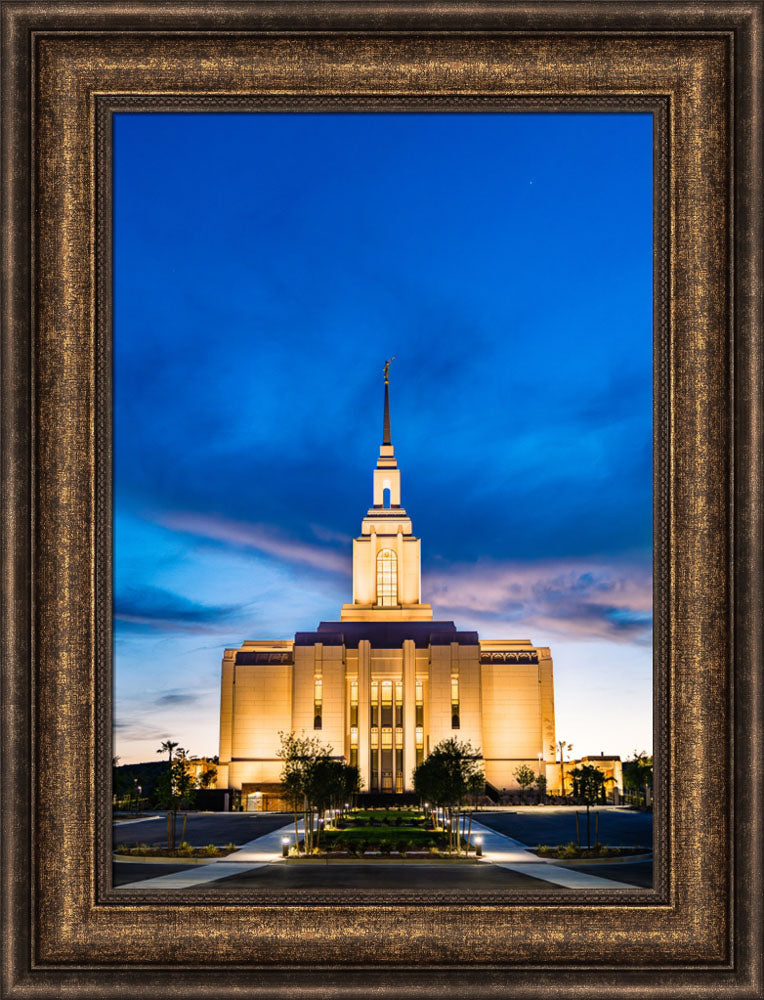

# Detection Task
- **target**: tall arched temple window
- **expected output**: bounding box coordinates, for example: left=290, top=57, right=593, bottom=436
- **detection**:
left=376, top=548, right=397, bottom=606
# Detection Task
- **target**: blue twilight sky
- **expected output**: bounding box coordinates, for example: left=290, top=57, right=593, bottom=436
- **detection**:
left=114, top=112, right=653, bottom=765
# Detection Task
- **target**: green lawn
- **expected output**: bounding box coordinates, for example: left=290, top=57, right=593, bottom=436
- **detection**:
left=344, top=810, right=426, bottom=824
left=324, top=826, right=442, bottom=846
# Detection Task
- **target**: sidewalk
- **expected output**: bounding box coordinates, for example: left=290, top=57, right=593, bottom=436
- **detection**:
left=117, top=816, right=642, bottom=891
left=117, top=819, right=298, bottom=889
left=470, top=818, right=638, bottom=890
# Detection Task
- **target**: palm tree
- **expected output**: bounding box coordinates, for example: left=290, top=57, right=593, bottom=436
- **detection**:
left=156, top=740, right=179, bottom=849
left=157, top=739, right=178, bottom=773
left=552, top=740, right=573, bottom=797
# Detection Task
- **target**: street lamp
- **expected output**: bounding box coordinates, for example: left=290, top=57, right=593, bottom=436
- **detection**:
left=474, top=835, right=483, bottom=858
left=281, top=836, right=290, bottom=858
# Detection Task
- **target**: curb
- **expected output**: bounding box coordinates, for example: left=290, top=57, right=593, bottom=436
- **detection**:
left=113, top=854, right=220, bottom=866
left=535, top=852, right=653, bottom=866
left=279, top=858, right=484, bottom=866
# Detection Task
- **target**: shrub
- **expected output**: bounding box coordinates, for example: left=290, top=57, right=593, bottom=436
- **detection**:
left=378, top=839, right=391, bottom=855
left=225, top=842, right=236, bottom=853
left=561, top=842, right=579, bottom=859
left=178, top=841, right=194, bottom=857
left=536, top=844, right=550, bottom=856
left=200, top=843, right=219, bottom=857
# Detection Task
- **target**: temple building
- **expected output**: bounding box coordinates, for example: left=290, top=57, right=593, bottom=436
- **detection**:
left=216, top=366, right=556, bottom=807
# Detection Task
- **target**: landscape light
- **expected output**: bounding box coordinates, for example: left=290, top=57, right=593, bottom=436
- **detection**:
left=281, top=836, right=289, bottom=857
left=474, top=835, right=483, bottom=857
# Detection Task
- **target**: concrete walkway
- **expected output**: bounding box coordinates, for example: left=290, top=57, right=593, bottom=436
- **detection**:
left=118, top=815, right=639, bottom=891
left=470, top=818, right=637, bottom=889
left=117, top=819, right=298, bottom=889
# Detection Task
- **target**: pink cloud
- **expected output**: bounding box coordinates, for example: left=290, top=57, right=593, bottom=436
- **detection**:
left=160, top=512, right=351, bottom=576
left=424, top=558, right=652, bottom=644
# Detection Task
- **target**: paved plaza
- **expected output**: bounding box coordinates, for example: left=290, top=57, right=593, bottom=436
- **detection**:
left=475, top=806, right=653, bottom=849
left=113, top=807, right=652, bottom=891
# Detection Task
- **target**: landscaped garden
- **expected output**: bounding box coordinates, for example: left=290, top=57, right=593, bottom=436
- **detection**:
left=114, top=841, right=238, bottom=859
left=278, top=733, right=487, bottom=858
left=530, top=843, right=652, bottom=860
left=290, top=806, right=480, bottom=859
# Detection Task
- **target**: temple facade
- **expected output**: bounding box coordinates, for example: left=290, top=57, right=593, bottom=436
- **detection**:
left=216, top=369, right=556, bottom=806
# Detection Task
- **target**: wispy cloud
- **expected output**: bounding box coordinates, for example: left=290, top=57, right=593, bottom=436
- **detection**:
left=159, top=512, right=351, bottom=576
left=114, top=584, right=244, bottom=635
left=153, top=690, right=200, bottom=707
left=309, top=522, right=352, bottom=545
left=425, top=558, right=652, bottom=644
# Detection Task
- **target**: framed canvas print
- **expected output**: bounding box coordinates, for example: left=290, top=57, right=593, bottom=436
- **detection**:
left=1, top=2, right=762, bottom=998
left=109, top=108, right=655, bottom=898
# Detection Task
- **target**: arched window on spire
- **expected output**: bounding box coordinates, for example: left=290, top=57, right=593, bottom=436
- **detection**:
left=376, top=549, right=397, bottom=607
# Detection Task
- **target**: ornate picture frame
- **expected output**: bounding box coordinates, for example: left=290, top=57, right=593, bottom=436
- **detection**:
left=2, top=2, right=761, bottom=996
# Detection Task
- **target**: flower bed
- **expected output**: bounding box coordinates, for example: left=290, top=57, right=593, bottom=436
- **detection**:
left=531, top=843, right=651, bottom=860
left=320, top=825, right=445, bottom=853
left=333, top=809, right=429, bottom=830
left=114, top=841, right=237, bottom=858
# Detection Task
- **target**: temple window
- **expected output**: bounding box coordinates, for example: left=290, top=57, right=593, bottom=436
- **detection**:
left=451, top=675, right=460, bottom=729
left=376, top=548, right=397, bottom=606
left=314, top=676, right=323, bottom=729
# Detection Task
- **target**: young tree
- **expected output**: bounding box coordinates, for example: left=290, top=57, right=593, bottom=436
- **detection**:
left=569, top=763, right=611, bottom=847
left=465, top=769, right=485, bottom=847
left=277, top=732, right=347, bottom=854
left=534, top=772, right=547, bottom=803
left=513, top=764, right=536, bottom=804
left=340, top=762, right=361, bottom=814
left=623, top=750, right=653, bottom=802
left=198, top=764, right=218, bottom=789
left=413, top=738, right=484, bottom=856
left=154, top=744, right=197, bottom=849
left=112, top=755, right=127, bottom=807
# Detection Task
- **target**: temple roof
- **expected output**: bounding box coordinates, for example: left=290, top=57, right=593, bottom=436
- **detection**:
left=294, top=620, right=479, bottom=649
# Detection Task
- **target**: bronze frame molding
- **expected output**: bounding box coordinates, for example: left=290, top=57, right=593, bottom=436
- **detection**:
left=1, top=3, right=762, bottom=997
left=93, top=90, right=670, bottom=911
